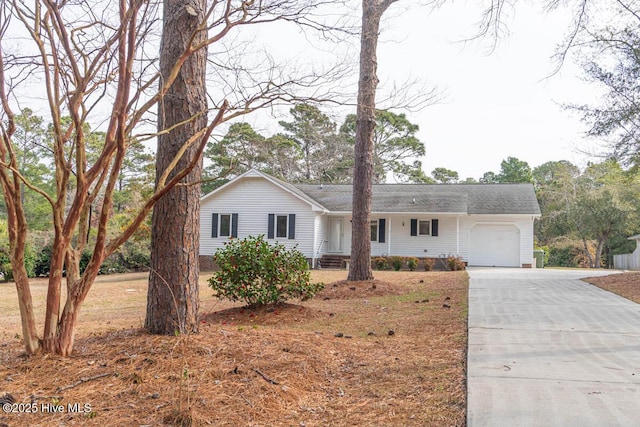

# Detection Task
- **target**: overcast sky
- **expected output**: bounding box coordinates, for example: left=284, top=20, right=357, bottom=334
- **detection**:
left=373, top=1, right=602, bottom=181
left=248, top=1, right=605, bottom=182
left=10, top=1, right=603, bottom=182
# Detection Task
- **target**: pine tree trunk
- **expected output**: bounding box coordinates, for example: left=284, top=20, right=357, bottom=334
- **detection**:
left=348, top=0, right=389, bottom=281
left=145, top=0, right=207, bottom=335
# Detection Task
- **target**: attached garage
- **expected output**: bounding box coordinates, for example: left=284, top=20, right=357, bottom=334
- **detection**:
left=201, top=170, right=541, bottom=269
left=469, top=224, right=520, bottom=267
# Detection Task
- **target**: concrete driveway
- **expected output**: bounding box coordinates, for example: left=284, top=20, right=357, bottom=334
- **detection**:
left=467, top=268, right=640, bottom=426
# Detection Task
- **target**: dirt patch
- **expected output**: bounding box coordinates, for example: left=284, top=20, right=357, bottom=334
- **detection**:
left=583, top=272, right=640, bottom=304
left=202, top=303, right=326, bottom=326
left=0, top=270, right=468, bottom=427
left=317, top=279, right=405, bottom=299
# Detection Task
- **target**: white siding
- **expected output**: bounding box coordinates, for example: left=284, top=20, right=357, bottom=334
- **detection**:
left=383, top=215, right=459, bottom=258
left=344, top=218, right=353, bottom=255
left=201, top=174, right=538, bottom=268
left=200, top=177, right=319, bottom=258
left=370, top=215, right=386, bottom=257
left=319, top=215, right=461, bottom=258
left=311, top=214, right=536, bottom=267
left=312, top=214, right=327, bottom=263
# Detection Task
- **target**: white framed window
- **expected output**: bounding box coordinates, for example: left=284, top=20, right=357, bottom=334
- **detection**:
left=268, top=213, right=296, bottom=240
left=370, top=220, right=378, bottom=242
left=418, top=220, right=430, bottom=236
left=219, top=214, right=231, bottom=237
left=212, top=213, right=238, bottom=238
left=410, top=218, right=438, bottom=237
left=276, top=215, right=288, bottom=238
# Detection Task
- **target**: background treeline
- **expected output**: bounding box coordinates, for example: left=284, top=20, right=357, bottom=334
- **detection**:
left=0, top=108, right=155, bottom=279
left=2, top=105, right=639, bottom=279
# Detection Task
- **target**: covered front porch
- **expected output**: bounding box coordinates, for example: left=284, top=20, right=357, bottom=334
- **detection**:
left=316, top=213, right=463, bottom=261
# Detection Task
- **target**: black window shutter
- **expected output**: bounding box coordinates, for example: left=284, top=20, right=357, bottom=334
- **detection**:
left=267, top=214, right=275, bottom=239
left=212, top=213, right=218, bottom=238
left=231, top=213, right=239, bottom=238
left=431, top=219, right=439, bottom=237
left=378, top=218, right=386, bottom=243
left=288, top=214, right=296, bottom=239
left=410, top=219, right=417, bottom=236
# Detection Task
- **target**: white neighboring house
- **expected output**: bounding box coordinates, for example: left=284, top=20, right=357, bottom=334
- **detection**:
left=613, top=234, right=640, bottom=270
left=199, top=169, right=542, bottom=268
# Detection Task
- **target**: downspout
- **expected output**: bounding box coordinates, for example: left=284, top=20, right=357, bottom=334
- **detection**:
left=311, top=215, right=320, bottom=269
left=312, top=211, right=327, bottom=269
left=311, top=215, right=317, bottom=269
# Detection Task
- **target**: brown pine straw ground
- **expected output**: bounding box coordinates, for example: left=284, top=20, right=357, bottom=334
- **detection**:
left=583, top=271, right=640, bottom=304
left=0, top=270, right=468, bottom=427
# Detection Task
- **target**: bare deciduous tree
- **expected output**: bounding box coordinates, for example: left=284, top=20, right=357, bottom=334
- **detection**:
left=0, top=0, right=352, bottom=355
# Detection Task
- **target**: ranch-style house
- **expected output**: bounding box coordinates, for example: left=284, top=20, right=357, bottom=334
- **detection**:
left=199, top=169, right=542, bottom=269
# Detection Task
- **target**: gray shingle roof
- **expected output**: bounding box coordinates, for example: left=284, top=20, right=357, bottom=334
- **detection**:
left=294, top=183, right=541, bottom=215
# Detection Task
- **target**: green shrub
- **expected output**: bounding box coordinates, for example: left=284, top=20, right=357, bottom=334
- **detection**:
left=34, top=244, right=52, bottom=277
left=209, top=235, right=323, bottom=307
left=374, top=257, right=390, bottom=270
left=99, top=253, right=128, bottom=274
left=28, top=239, right=150, bottom=278
left=121, top=242, right=150, bottom=271
left=546, top=238, right=592, bottom=268
left=406, top=257, right=419, bottom=271
left=423, top=258, right=435, bottom=271
left=0, top=243, right=37, bottom=281
left=446, top=256, right=465, bottom=271
left=390, top=256, right=404, bottom=271
left=0, top=253, right=12, bottom=281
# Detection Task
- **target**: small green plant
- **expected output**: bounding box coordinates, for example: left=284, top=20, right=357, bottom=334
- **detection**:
left=0, top=240, right=37, bottom=281
left=374, top=257, right=390, bottom=270
left=406, top=257, right=419, bottom=271
left=446, top=256, right=465, bottom=271
left=390, top=256, right=404, bottom=271
left=423, top=258, right=435, bottom=271
left=209, top=235, right=323, bottom=306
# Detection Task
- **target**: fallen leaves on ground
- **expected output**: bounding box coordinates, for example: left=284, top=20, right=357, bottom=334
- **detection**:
left=0, top=270, right=468, bottom=427
left=583, top=272, right=640, bottom=304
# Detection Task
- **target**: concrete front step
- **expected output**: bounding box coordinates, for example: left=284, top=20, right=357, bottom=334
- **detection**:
left=319, top=255, right=347, bottom=269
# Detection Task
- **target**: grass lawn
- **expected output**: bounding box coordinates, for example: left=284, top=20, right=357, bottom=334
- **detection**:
left=0, top=270, right=468, bottom=427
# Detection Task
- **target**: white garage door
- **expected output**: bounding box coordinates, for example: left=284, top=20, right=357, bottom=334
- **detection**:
left=469, top=224, right=520, bottom=267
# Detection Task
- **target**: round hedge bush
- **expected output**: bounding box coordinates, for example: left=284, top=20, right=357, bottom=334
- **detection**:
left=208, top=235, right=324, bottom=307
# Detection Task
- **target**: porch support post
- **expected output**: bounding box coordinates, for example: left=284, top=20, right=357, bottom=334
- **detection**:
left=387, top=216, right=391, bottom=256
left=456, top=215, right=460, bottom=255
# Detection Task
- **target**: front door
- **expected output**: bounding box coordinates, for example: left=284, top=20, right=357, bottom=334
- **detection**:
left=328, top=218, right=343, bottom=253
